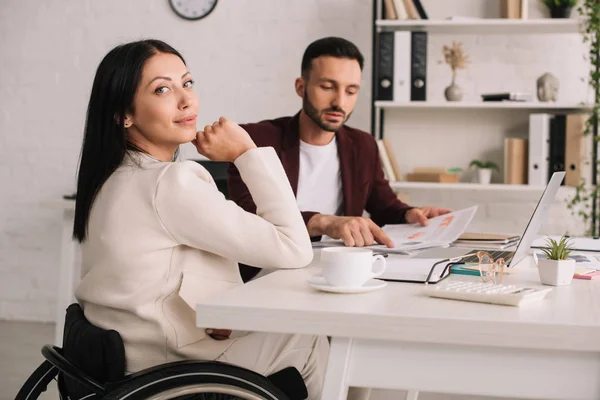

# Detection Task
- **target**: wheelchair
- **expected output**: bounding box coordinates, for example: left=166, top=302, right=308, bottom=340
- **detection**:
left=15, top=304, right=307, bottom=400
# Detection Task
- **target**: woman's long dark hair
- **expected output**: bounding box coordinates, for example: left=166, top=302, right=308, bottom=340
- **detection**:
left=73, top=39, right=186, bottom=242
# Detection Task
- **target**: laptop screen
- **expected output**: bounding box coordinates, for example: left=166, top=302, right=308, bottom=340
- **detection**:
left=507, top=171, right=565, bottom=267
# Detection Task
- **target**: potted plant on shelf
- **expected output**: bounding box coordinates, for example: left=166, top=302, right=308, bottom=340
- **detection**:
left=536, top=235, right=575, bottom=286
left=542, top=0, right=577, bottom=18
left=469, top=160, right=498, bottom=184
left=442, top=41, right=469, bottom=102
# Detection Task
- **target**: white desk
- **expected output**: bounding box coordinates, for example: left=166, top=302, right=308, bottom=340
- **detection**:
left=196, top=256, right=600, bottom=400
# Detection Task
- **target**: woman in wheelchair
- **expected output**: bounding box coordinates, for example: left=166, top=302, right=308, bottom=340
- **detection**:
left=21, top=39, right=330, bottom=399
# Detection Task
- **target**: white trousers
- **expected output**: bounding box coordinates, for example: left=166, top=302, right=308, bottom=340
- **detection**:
left=216, top=331, right=370, bottom=400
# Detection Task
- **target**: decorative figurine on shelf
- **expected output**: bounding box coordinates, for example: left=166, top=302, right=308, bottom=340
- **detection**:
left=442, top=41, right=469, bottom=102
left=542, top=0, right=577, bottom=18
left=536, top=72, right=559, bottom=102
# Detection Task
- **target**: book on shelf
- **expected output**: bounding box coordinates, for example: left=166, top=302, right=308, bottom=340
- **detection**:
left=383, top=0, right=398, bottom=19
left=382, top=138, right=403, bottom=181
left=504, top=138, right=528, bottom=185
left=392, top=0, right=408, bottom=20
left=377, top=139, right=398, bottom=182
left=481, top=92, right=532, bottom=102
left=382, top=0, right=427, bottom=20
left=521, top=0, right=529, bottom=20
left=402, top=0, right=421, bottom=20
left=500, top=0, right=523, bottom=19
left=411, top=0, right=428, bottom=19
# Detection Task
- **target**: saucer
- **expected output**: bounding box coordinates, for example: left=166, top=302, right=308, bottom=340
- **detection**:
left=306, top=276, right=387, bottom=294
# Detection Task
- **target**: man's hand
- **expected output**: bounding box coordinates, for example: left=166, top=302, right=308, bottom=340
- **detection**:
left=405, top=206, right=453, bottom=226
left=206, top=328, right=232, bottom=341
left=307, top=214, right=395, bottom=248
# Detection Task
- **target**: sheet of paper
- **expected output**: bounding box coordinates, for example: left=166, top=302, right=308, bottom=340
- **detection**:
left=312, top=206, right=478, bottom=254
left=382, top=206, right=478, bottom=246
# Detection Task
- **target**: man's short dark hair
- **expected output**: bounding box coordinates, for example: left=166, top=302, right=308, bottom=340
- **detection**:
left=301, top=37, right=364, bottom=78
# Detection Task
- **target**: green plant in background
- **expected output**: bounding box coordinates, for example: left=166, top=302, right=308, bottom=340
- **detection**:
left=566, top=0, right=600, bottom=236
left=469, top=160, right=499, bottom=172
left=541, top=235, right=573, bottom=260
left=542, top=0, right=578, bottom=8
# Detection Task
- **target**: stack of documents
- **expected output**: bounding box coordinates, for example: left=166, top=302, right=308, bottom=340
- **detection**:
left=312, top=206, right=478, bottom=255
left=453, top=232, right=520, bottom=250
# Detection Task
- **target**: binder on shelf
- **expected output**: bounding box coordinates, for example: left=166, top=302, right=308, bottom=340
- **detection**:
left=393, top=31, right=411, bottom=102
left=528, top=114, right=551, bottom=186
left=376, top=31, right=394, bottom=101
left=548, top=114, right=566, bottom=185
left=565, top=114, right=587, bottom=187
left=410, top=31, right=427, bottom=101
left=504, top=138, right=528, bottom=184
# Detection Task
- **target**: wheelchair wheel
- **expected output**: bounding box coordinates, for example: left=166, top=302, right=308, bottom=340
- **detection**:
left=15, top=360, right=60, bottom=400
left=104, top=362, right=292, bottom=400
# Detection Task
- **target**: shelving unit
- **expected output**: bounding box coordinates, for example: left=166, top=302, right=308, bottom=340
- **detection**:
left=375, top=18, right=584, bottom=35
left=370, top=1, right=590, bottom=193
left=389, top=181, right=546, bottom=192
left=375, top=101, right=593, bottom=111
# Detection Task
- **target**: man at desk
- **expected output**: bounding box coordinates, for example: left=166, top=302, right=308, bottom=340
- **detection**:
left=228, top=37, right=450, bottom=278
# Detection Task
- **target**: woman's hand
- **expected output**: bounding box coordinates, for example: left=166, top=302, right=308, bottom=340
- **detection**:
left=192, top=117, right=256, bottom=162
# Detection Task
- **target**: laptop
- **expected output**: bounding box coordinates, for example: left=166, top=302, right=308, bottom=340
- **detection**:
left=413, top=171, right=566, bottom=268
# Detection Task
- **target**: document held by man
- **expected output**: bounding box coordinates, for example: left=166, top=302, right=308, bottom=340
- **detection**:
left=313, top=205, right=478, bottom=254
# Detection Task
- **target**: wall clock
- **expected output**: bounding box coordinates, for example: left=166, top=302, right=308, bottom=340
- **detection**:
left=169, top=0, right=218, bottom=21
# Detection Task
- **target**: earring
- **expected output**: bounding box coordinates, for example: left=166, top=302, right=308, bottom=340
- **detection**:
left=124, top=122, right=131, bottom=128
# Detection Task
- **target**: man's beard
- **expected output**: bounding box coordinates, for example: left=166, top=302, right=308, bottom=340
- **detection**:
left=302, top=89, right=351, bottom=133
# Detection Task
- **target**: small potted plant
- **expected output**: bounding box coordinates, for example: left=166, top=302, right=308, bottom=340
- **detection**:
left=469, top=160, right=498, bottom=184
left=542, top=0, right=577, bottom=18
left=537, top=235, right=575, bottom=286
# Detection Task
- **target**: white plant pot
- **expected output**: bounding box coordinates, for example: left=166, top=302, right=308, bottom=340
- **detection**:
left=477, top=168, right=492, bottom=184
left=537, top=258, right=575, bottom=286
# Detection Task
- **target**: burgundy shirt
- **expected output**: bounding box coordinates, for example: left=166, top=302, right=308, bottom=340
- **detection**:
left=227, top=112, right=413, bottom=231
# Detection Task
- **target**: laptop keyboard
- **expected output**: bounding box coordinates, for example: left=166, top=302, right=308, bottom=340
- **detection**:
left=460, top=250, right=515, bottom=264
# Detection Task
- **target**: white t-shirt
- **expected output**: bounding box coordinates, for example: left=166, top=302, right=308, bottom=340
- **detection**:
left=296, top=138, right=343, bottom=216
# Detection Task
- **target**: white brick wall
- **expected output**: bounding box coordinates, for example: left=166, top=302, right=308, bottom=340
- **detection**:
left=0, top=0, right=591, bottom=324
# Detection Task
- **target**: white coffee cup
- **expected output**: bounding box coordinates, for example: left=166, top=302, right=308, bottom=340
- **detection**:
left=320, top=247, right=387, bottom=287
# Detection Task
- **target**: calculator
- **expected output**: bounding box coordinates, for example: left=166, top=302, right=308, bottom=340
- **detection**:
left=424, top=281, right=552, bottom=306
